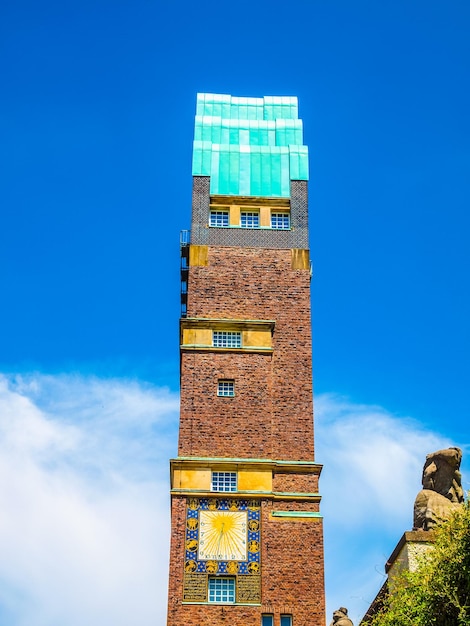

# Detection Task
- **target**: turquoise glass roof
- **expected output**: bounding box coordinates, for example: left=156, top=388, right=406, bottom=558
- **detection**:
left=192, top=93, right=308, bottom=198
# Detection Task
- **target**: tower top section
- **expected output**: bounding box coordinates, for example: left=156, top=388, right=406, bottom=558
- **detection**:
left=192, top=93, right=308, bottom=198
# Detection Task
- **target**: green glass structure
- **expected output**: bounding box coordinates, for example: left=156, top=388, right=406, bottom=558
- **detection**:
left=192, top=93, right=309, bottom=198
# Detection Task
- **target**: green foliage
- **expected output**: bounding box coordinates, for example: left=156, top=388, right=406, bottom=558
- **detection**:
left=370, top=501, right=470, bottom=626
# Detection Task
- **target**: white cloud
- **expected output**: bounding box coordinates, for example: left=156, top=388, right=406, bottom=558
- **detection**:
left=315, top=392, right=468, bottom=624
left=0, top=376, right=467, bottom=626
left=0, top=373, right=179, bottom=626
left=316, top=393, right=446, bottom=529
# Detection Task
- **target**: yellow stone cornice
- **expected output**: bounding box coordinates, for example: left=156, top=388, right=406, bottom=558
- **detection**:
left=171, top=456, right=322, bottom=474
left=170, top=489, right=321, bottom=502
left=210, top=195, right=290, bottom=208
left=180, top=317, right=275, bottom=331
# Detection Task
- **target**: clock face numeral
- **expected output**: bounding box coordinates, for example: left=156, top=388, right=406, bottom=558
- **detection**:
left=198, top=510, right=248, bottom=561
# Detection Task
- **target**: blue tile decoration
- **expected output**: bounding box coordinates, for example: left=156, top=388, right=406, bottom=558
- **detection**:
left=182, top=497, right=261, bottom=603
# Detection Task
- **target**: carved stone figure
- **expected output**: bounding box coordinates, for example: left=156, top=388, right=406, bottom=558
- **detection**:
left=413, top=447, right=464, bottom=530
left=330, top=606, right=354, bottom=626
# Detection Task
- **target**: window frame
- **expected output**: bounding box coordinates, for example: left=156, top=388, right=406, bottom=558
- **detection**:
left=209, top=210, right=229, bottom=227
left=271, top=212, right=291, bottom=230
left=213, top=331, right=242, bottom=348
left=217, top=379, right=235, bottom=397
left=207, top=576, right=236, bottom=604
left=211, top=471, right=237, bottom=492
left=280, top=615, right=293, bottom=626
left=240, top=211, right=260, bottom=229
left=261, top=615, right=274, bottom=626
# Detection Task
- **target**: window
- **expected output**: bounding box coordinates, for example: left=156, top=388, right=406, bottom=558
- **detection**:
left=210, top=210, right=229, bottom=227
left=281, top=616, right=293, bottom=626
left=271, top=212, right=290, bottom=230
left=262, top=616, right=274, bottom=626
left=212, top=471, right=237, bottom=492
left=213, top=331, right=241, bottom=348
left=218, top=380, right=235, bottom=397
left=241, top=211, right=259, bottom=228
left=208, top=577, right=235, bottom=603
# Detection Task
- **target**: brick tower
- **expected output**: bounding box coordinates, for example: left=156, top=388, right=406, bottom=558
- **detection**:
left=167, top=93, right=325, bottom=626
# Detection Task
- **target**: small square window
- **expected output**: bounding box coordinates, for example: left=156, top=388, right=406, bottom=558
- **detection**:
left=271, top=212, right=290, bottom=229
left=262, top=616, right=274, bottom=626
left=281, top=616, right=293, bottom=626
left=218, top=380, right=235, bottom=397
left=241, top=211, right=260, bottom=228
left=210, top=211, right=229, bottom=227
left=213, top=331, right=241, bottom=348
left=212, top=472, right=237, bottom=492
left=208, top=577, right=235, bottom=603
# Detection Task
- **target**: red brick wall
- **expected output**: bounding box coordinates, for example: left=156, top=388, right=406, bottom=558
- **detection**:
left=262, top=499, right=325, bottom=625
left=180, top=246, right=314, bottom=461
left=272, top=472, right=319, bottom=493
left=169, top=236, right=325, bottom=625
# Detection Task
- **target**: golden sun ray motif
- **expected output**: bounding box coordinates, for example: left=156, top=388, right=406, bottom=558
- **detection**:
left=198, top=510, right=247, bottom=561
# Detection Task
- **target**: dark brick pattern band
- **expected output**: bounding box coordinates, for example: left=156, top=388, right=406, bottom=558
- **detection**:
left=190, top=177, right=309, bottom=249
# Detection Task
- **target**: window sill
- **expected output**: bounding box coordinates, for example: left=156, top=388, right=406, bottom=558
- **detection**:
left=182, top=602, right=261, bottom=606
left=181, top=345, right=273, bottom=354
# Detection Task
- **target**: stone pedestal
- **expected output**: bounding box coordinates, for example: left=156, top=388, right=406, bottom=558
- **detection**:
left=386, top=530, right=435, bottom=578
left=360, top=531, right=435, bottom=624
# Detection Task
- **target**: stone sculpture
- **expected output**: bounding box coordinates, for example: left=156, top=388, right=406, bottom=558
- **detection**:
left=413, top=447, right=464, bottom=530
left=330, top=606, right=354, bottom=626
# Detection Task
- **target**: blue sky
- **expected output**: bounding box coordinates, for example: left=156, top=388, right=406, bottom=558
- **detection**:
left=0, top=1, right=469, bottom=624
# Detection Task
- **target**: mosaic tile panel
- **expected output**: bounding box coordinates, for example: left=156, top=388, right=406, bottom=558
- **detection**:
left=182, top=497, right=261, bottom=604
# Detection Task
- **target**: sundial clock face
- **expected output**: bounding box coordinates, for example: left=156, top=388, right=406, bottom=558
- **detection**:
left=198, top=510, right=247, bottom=561
left=182, top=498, right=261, bottom=604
